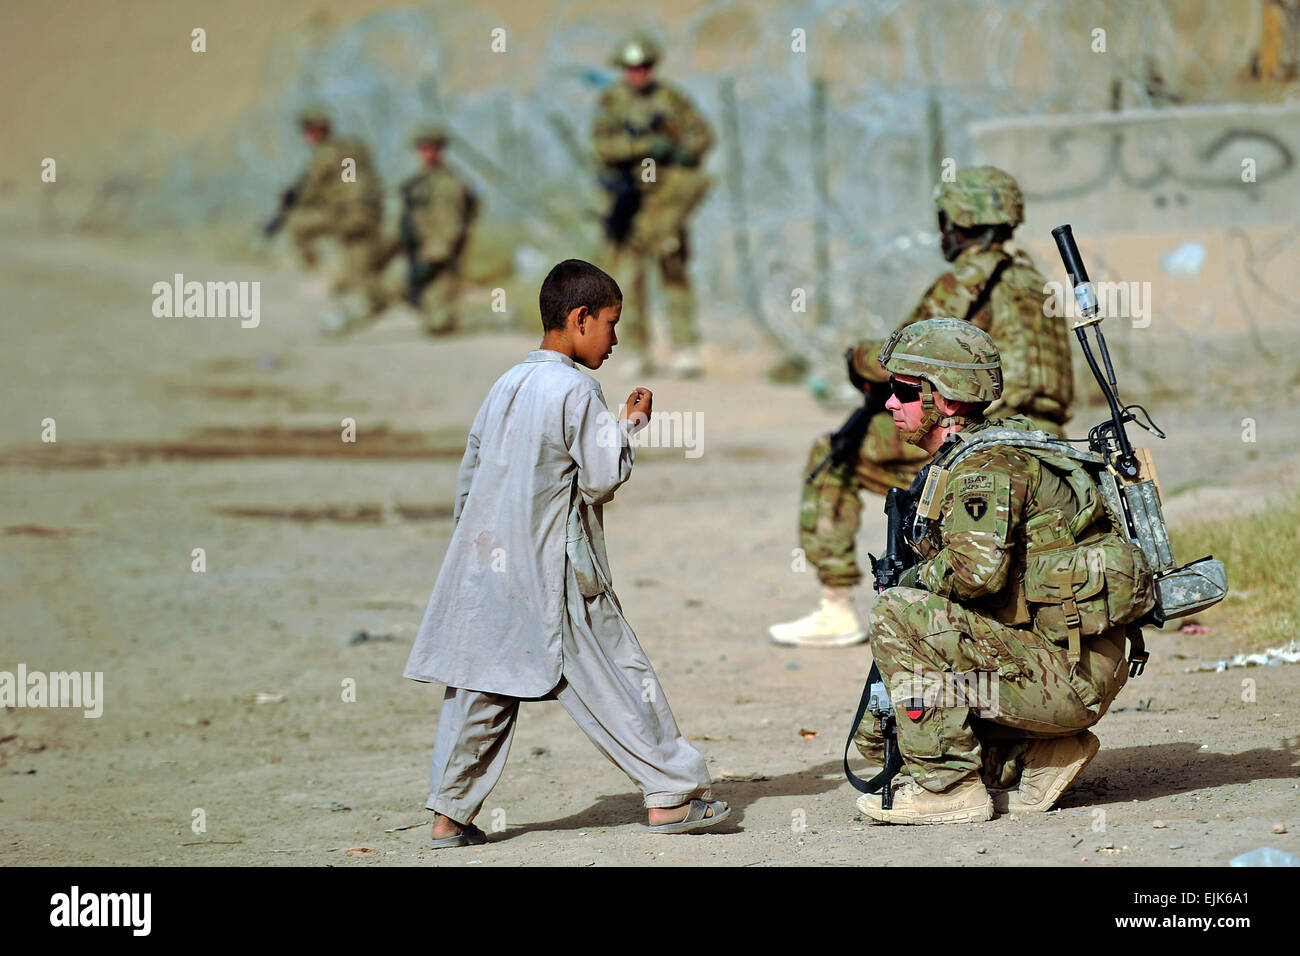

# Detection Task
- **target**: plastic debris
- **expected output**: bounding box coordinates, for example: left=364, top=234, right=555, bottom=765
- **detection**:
left=1160, top=241, right=1206, bottom=277
left=1230, top=847, right=1300, bottom=867
left=1187, top=640, right=1300, bottom=673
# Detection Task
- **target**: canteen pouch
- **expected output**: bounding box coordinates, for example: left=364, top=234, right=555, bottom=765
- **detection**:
left=1025, top=533, right=1155, bottom=647
left=1154, top=557, right=1228, bottom=621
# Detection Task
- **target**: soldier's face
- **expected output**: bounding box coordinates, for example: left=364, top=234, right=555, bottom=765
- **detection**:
left=418, top=143, right=444, bottom=166
left=624, top=64, right=654, bottom=90
left=886, top=374, right=926, bottom=432
left=301, top=124, right=329, bottom=144
left=572, top=302, right=622, bottom=369
left=938, top=212, right=964, bottom=262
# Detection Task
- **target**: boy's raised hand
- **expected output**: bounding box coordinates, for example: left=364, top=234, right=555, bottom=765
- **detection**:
left=620, top=387, right=653, bottom=431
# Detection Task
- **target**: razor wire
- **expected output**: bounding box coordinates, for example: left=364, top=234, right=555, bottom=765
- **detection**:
left=83, top=0, right=1281, bottom=383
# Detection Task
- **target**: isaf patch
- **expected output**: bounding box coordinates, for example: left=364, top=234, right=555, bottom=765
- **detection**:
left=948, top=470, right=1010, bottom=537
left=957, top=473, right=994, bottom=495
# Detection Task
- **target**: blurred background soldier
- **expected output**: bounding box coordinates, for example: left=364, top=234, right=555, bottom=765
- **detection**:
left=769, top=166, right=1073, bottom=648
left=592, top=32, right=714, bottom=377
left=769, top=339, right=931, bottom=649
left=264, top=107, right=387, bottom=334
left=390, top=125, right=479, bottom=336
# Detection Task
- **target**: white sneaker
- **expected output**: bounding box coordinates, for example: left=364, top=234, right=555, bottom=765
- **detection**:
left=666, top=347, right=703, bottom=379
left=768, top=587, right=867, bottom=648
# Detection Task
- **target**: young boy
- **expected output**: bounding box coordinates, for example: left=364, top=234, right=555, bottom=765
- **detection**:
left=404, top=259, right=728, bottom=847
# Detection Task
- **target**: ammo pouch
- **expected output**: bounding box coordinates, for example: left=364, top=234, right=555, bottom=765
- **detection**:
left=1024, top=530, right=1156, bottom=666
left=566, top=478, right=609, bottom=599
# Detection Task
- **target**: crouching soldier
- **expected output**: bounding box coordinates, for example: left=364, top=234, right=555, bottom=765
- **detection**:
left=853, top=318, right=1154, bottom=825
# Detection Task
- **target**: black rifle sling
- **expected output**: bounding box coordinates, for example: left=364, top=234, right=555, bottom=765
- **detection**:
left=843, top=661, right=903, bottom=794
left=964, top=253, right=1012, bottom=323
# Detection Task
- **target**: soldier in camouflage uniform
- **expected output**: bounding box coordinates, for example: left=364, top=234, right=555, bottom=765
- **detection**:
left=770, top=340, right=931, bottom=648
left=852, top=318, right=1146, bottom=826
left=390, top=125, right=478, bottom=335
left=591, top=33, right=714, bottom=377
left=769, top=167, right=1073, bottom=648
left=276, top=108, right=388, bottom=332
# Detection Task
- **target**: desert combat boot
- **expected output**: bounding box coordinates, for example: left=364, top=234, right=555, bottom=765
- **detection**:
left=768, top=586, right=866, bottom=648
left=991, top=730, right=1101, bottom=813
left=857, top=773, right=994, bottom=825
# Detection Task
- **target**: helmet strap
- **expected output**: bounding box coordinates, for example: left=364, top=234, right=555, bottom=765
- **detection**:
left=900, top=381, right=980, bottom=446
left=900, top=381, right=944, bottom=446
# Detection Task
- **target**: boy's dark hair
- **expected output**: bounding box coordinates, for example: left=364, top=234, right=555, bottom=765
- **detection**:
left=539, top=259, right=622, bottom=331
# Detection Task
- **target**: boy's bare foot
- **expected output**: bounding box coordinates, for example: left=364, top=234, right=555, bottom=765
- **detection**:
left=431, top=812, right=465, bottom=839
left=647, top=800, right=729, bottom=827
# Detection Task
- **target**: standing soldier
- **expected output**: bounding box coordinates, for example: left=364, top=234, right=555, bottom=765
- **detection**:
left=769, top=165, right=1073, bottom=648
left=265, top=108, right=387, bottom=333
left=393, top=125, right=479, bottom=336
left=591, top=32, right=714, bottom=377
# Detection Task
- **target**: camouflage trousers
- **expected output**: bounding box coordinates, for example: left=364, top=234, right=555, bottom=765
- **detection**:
left=408, top=258, right=463, bottom=334
left=606, top=229, right=698, bottom=355
left=854, top=587, right=1130, bottom=793
left=799, top=413, right=930, bottom=589
left=290, top=209, right=388, bottom=320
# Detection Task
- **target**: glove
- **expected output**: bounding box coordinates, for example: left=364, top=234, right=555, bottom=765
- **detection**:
left=667, top=146, right=698, bottom=167
left=644, top=135, right=675, bottom=162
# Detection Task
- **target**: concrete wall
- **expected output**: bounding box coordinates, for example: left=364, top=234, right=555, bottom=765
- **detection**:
left=970, top=103, right=1300, bottom=238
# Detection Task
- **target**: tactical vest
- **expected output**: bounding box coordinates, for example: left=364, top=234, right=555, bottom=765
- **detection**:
left=987, top=250, right=1075, bottom=422
left=938, top=248, right=1074, bottom=424
left=915, top=422, right=1156, bottom=667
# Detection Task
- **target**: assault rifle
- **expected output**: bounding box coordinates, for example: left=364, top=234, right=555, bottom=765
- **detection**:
left=807, top=350, right=892, bottom=484
left=398, top=180, right=427, bottom=307
left=843, top=484, right=917, bottom=810
left=598, top=113, right=681, bottom=243
left=599, top=161, right=641, bottom=244
left=262, top=178, right=304, bottom=238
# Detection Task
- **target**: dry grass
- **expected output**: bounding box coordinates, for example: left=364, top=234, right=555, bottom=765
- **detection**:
left=1170, top=493, right=1300, bottom=648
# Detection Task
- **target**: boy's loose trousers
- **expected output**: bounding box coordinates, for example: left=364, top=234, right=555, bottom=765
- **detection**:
left=427, top=590, right=712, bottom=822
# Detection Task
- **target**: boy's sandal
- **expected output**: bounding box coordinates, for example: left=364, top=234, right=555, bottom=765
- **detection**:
left=429, top=823, right=489, bottom=849
left=644, top=799, right=731, bottom=834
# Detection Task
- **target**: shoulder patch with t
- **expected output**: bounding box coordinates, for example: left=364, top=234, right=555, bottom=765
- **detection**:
left=948, top=470, right=1010, bottom=538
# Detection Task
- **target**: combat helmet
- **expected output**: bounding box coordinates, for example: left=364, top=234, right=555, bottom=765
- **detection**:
left=411, top=124, right=450, bottom=147
left=878, top=317, right=1002, bottom=443
left=934, top=166, right=1024, bottom=229
left=296, top=106, right=332, bottom=130
left=610, top=32, right=662, bottom=68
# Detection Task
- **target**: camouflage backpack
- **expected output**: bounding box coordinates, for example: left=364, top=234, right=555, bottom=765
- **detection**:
left=933, top=425, right=1157, bottom=668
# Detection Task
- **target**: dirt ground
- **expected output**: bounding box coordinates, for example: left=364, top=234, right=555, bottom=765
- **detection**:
left=1, top=231, right=1296, bottom=868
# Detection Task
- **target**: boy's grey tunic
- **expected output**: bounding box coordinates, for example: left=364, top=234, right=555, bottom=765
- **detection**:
left=406, top=350, right=712, bottom=816
left=405, top=349, right=638, bottom=697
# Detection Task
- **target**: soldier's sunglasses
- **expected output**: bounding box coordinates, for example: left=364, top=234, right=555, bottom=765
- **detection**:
left=888, top=376, right=925, bottom=404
